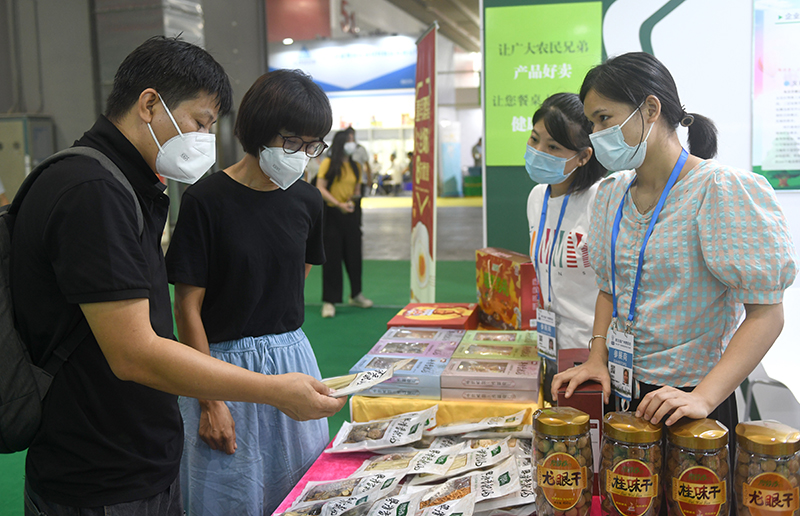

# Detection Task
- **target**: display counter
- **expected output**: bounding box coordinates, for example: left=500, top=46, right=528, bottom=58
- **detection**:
left=276, top=440, right=604, bottom=516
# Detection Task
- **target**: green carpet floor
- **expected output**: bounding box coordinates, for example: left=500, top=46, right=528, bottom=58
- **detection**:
left=0, top=259, right=476, bottom=516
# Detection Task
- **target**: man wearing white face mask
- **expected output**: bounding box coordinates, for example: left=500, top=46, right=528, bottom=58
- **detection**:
left=166, top=69, right=337, bottom=516
left=524, top=93, right=607, bottom=404
left=146, top=92, right=217, bottom=183
left=11, top=38, right=345, bottom=516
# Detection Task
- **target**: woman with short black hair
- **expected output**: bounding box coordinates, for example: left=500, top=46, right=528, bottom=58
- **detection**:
left=166, top=69, right=336, bottom=516
left=524, top=92, right=606, bottom=403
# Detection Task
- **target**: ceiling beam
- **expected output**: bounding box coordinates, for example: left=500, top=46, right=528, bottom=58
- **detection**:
left=385, top=0, right=480, bottom=52
left=442, top=0, right=480, bottom=29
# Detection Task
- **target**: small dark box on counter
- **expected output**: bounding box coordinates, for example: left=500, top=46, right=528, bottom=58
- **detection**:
left=557, top=347, right=604, bottom=496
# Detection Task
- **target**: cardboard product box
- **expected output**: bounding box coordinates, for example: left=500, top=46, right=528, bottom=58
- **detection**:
left=441, top=359, right=539, bottom=396
left=459, top=329, right=537, bottom=346
left=451, top=331, right=538, bottom=361
left=387, top=303, right=479, bottom=330
left=441, top=387, right=538, bottom=402
left=349, top=355, right=449, bottom=399
left=368, top=338, right=459, bottom=359
left=380, top=326, right=466, bottom=342
left=557, top=348, right=604, bottom=496
left=359, top=385, right=440, bottom=400
left=475, top=247, right=540, bottom=331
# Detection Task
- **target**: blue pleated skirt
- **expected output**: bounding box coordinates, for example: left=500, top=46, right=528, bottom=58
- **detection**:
left=179, top=328, right=329, bottom=516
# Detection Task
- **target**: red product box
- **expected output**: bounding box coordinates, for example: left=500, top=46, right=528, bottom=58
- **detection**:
left=475, top=248, right=539, bottom=331
left=387, top=303, right=479, bottom=330
left=557, top=348, right=605, bottom=497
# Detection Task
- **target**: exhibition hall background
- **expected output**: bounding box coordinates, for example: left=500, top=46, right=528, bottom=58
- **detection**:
left=2, top=0, right=798, bottom=260
left=0, top=0, right=799, bottom=515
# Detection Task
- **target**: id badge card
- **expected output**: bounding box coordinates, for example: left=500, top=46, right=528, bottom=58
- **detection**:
left=537, top=309, right=557, bottom=362
left=608, top=326, right=634, bottom=402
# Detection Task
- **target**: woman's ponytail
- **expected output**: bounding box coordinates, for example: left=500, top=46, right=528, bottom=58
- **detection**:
left=684, top=113, right=718, bottom=159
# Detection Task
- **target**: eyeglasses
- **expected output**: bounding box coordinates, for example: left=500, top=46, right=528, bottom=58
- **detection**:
left=278, top=134, right=328, bottom=158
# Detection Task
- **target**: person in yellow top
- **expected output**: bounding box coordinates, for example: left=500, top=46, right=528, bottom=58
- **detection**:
left=316, top=128, right=373, bottom=318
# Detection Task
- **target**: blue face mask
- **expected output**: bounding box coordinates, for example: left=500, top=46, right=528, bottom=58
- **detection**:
left=589, top=101, right=653, bottom=171
left=524, top=145, right=578, bottom=184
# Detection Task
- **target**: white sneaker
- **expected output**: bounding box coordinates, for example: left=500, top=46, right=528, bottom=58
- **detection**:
left=321, top=302, right=336, bottom=318
left=349, top=293, right=373, bottom=308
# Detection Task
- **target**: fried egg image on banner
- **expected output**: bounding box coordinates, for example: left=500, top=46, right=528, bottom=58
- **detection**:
left=411, top=222, right=432, bottom=291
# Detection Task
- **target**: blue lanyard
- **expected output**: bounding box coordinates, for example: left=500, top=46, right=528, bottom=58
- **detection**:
left=611, top=149, right=688, bottom=325
left=534, top=186, right=570, bottom=307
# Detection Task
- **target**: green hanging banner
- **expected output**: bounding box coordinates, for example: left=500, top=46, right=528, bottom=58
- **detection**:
left=484, top=2, right=603, bottom=167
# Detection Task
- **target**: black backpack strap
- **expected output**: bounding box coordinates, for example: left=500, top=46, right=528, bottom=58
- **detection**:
left=10, top=147, right=146, bottom=395
left=9, top=146, right=144, bottom=236
left=37, top=318, right=92, bottom=391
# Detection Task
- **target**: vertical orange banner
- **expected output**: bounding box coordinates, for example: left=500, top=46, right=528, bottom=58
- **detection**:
left=411, top=23, right=437, bottom=302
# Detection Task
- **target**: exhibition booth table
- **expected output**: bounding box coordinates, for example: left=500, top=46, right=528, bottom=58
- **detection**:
left=276, top=441, right=604, bottom=516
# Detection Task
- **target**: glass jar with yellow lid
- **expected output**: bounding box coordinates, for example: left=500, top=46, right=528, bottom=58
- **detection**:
left=666, top=418, right=730, bottom=516
left=734, top=420, right=800, bottom=516
left=599, top=412, right=663, bottom=516
left=533, top=406, right=594, bottom=516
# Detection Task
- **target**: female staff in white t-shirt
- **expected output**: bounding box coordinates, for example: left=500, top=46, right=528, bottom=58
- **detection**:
left=525, top=93, right=607, bottom=402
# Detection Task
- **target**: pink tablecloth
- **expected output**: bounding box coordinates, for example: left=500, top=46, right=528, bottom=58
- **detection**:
left=276, top=441, right=603, bottom=515
left=275, top=442, right=372, bottom=513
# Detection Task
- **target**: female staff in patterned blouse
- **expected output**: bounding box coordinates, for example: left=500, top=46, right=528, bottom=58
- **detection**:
left=553, top=53, right=797, bottom=433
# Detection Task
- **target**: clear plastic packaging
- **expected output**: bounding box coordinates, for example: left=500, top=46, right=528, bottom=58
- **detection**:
left=665, top=418, right=729, bottom=516
left=532, top=407, right=594, bottom=516
left=323, top=358, right=412, bottom=398
left=407, top=437, right=513, bottom=485
left=599, top=412, right=663, bottom=516
left=413, top=456, right=521, bottom=508
left=425, top=409, right=528, bottom=437
left=734, top=420, right=800, bottom=516
left=350, top=443, right=465, bottom=477
left=329, top=406, right=437, bottom=453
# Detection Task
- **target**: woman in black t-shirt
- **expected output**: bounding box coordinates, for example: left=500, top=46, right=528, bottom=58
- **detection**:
left=165, top=70, right=334, bottom=516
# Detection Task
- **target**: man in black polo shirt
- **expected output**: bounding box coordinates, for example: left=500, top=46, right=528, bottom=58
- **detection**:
left=11, top=36, right=346, bottom=515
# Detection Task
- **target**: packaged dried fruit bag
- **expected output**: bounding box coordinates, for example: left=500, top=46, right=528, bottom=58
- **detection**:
left=292, top=473, right=404, bottom=510
left=426, top=409, right=528, bottom=437
left=408, top=437, right=514, bottom=486
left=323, top=358, right=413, bottom=398
left=359, top=492, right=425, bottom=516
left=350, top=443, right=465, bottom=478
left=330, top=406, right=438, bottom=453
left=474, top=454, right=535, bottom=512
left=407, top=456, right=521, bottom=507
left=374, top=434, right=463, bottom=455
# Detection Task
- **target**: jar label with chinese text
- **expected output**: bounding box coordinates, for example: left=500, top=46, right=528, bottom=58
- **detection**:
left=673, top=466, right=726, bottom=516
left=743, top=472, right=800, bottom=516
left=608, top=459, right=658, bottom=516
left=538, top=452, right=587, bottom=510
